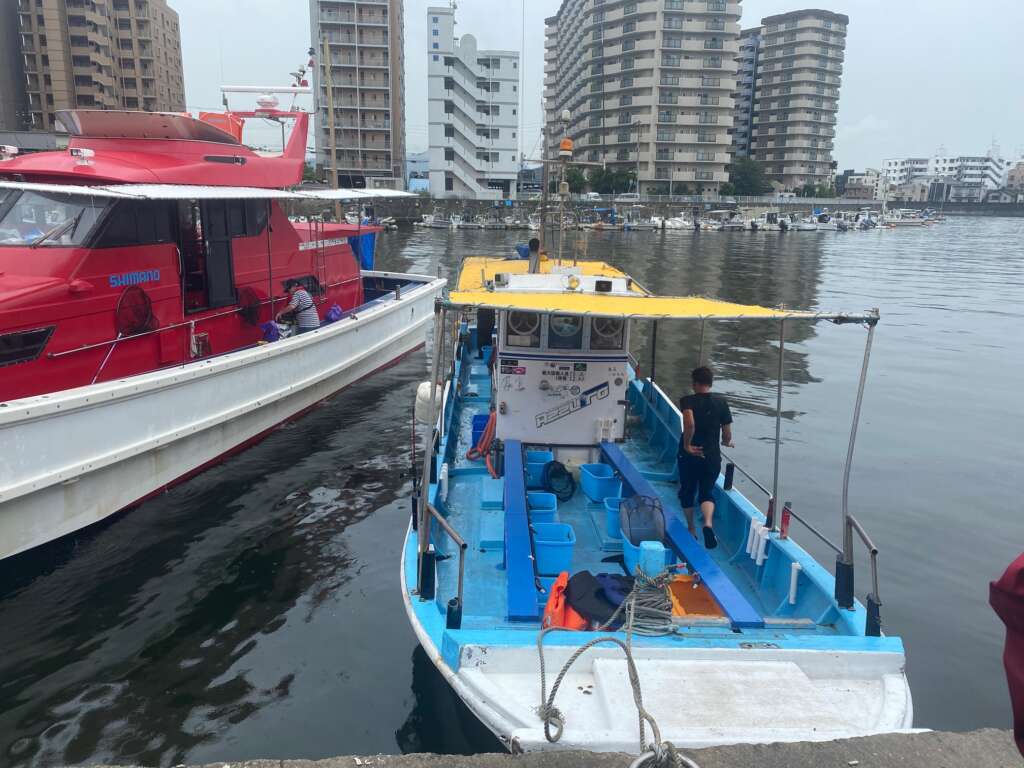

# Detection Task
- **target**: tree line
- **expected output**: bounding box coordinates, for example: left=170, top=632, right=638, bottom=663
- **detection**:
left=552, top=158, right=834, bottom=197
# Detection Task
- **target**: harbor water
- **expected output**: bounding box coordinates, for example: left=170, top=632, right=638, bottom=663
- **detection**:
left=1, top=219, right=1022, bottom=766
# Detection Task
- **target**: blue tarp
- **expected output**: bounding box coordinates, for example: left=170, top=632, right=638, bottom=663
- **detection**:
left=347, top=232, right=377, bottom=270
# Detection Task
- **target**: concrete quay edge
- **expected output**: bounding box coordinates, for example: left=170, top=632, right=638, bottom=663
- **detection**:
left=77, top=728, right=1020, bottom=768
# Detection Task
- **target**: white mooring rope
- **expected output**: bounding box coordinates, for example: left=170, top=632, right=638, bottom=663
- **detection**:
left=536, top=569, right=702, bottom=768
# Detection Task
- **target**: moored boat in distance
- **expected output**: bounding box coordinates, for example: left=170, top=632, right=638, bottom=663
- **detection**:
left=404, top=254, right=911, bottom=756
left=0, top=79, right=444, bottom=560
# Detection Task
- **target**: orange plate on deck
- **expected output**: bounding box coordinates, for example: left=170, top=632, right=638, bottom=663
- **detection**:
left=669, top=575, right=725, bottom=617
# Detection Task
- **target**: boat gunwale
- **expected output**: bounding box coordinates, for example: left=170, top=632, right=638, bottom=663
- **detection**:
left=0, top=271, right=443, bottom=420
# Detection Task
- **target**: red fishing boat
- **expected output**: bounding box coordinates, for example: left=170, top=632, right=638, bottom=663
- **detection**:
left=0, top=82, right=444, bottom=560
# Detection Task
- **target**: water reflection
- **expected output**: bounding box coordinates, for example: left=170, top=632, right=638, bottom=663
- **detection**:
left=0, top=369, right=423, bottom=767
left=1, top=220, right=1021, bottom=765
left=394, top=648, right=502, bottom=755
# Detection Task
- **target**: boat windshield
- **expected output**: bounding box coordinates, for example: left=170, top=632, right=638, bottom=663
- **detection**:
left=0, top=189, right=107, bottom=247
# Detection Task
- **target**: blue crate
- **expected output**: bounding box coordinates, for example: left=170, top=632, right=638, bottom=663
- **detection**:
left=525, top=450, right=554, bottom=489
left=471, top=413, right=490, bottom=449
left=580, top=463, right=622, bottom=503
left=532, top=522, right=576, bottom=576
left=604, top=496, right=624, bottom=539
left=527, top=491, right=558, bottom=524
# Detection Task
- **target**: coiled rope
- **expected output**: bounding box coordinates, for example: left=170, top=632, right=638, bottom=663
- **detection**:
left=536, top=568, right=701, bottom=768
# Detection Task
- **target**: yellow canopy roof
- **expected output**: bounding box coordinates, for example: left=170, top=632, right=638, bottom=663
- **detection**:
left=446, top=257, right=875, bottom=323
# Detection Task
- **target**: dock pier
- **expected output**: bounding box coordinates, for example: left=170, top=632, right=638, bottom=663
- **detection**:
left=75, top=729, right=1018, bottom=768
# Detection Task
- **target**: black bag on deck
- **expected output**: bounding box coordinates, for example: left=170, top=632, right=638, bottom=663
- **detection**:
left=566, top=571, right=621, bottom=627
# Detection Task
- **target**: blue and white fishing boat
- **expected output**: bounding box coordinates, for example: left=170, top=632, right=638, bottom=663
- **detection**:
left=401, top=256, right=912, bottom=758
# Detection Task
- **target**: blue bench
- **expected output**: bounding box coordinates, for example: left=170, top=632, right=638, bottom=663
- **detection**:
left=600, top=441, right=764, bottom=629
left=503, top=440, right=539, bottom=621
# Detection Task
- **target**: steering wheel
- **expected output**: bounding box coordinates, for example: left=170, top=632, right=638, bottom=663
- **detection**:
left=508, top=311, right=540, bottom=336
left=592, top=317, right=624, bottom=339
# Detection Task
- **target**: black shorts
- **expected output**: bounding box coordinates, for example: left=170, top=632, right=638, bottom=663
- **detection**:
left=678, top=454, right=721, bottom=507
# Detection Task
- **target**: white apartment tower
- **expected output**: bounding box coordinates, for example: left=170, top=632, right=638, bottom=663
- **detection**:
left=544, top=0, right=742, bottom=196
left=883, top=153, right=1008, bottom=189
left=749, top=9, right=848, bottom=191
left=310, top=0, right=407, bottom=189
left=427, top=6, right=520, bottom=199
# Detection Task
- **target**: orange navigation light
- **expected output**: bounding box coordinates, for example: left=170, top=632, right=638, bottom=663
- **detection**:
left=559, top=137, right=573, bottom=158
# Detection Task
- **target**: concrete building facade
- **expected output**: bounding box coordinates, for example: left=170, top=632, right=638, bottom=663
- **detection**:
left=748, top=9, right=847, bottom=191
left=543, top=0, right=743, bottom=196
left=310, top=0, right=406, bottom=189
left=1007, top=162, right=1024, bottom=192
left=883, top=153, right=1009, bottom=191
left=16, top=0, right=185, bottom=131
left=729, top=25, right=759, bottom=159
left=427, top=5, right=519, bottom=199
left=0, top=0, right=29, bottom=130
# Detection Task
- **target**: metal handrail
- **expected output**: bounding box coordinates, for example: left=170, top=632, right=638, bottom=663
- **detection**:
left=722, top=454, right=844, bottom=555
left=847, top=513, right=880, bottom=601
left=787, top=506, right=843, bottom=556
left=427, top=502, right=468, bottom=614
left=46, top=275, right=363, bottom=359
left=721, top=453, right=772, bottom=500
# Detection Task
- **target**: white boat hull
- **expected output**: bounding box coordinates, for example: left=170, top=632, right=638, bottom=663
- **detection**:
left=400, top=534, right=913, bottom=754
left=0, top=272, right=445, bottom=561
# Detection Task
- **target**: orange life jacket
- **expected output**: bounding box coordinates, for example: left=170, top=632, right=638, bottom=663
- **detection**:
left=542, top=571, right=587, bottom=630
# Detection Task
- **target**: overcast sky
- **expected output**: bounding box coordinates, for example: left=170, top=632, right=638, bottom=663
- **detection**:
left=175, top=0, right=1024, bottom=169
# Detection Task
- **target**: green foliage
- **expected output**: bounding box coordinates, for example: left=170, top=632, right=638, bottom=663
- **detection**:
left=719, top=182, right=736, bottom=196
left=587, top=167, right=637, bottom=194
left=565, top=168, right=587, bottom=194
left=303, top=164, right=320, bottom=182
left=727, top=158, right=772, bottom=196
left=796, top=182, right=834, bottom=198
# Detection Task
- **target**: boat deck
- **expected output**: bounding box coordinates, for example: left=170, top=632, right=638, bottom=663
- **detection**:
left=426, top=353, right=855, bottom=642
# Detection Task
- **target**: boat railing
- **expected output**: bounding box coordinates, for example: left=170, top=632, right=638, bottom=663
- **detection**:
left=426, top=502, right=467, bottom=630
left=722, top=451, right=881, bottom=634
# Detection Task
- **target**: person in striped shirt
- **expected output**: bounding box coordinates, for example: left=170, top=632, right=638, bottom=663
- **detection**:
left=276, top=280, right=320, bottom=334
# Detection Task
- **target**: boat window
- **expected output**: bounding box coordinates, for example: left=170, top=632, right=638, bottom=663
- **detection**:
left=225, top=199, right=269, bottom=238
left=94, top=201, right=174, bottom=247
left=590, top=317, right=625, bottom=350
left=506, top=311, right=540, bottom=348
left=548, top=315, right=584, bottom=350
left=0, top=190, right=106, bottom=247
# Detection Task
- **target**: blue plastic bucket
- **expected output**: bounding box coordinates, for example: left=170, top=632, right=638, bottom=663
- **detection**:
left=604, top=497, right=623, bottom=539
left=622, top=536, right=674, bottom=575
left=533, top=522, right=576, bottom=575
left=471, top=413, right=490, bottom=448
left=527, top=491, right=558, bottom=524
left=581, top=463, right=622, bottom=503
left=525, top=450, right=554, bottom=489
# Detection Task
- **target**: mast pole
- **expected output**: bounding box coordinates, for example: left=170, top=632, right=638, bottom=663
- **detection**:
left=837, top=315, right=878, bottom=607
left=321, top=37, right=342, bottom=221
left=770, top=318, right=785, bottom=530
left=417, top=303, right=446, bottom=593
left=537, top=109, right=550, bottom=264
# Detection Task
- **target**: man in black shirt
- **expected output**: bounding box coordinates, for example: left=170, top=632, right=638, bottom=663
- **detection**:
left=678, top=366, right=733, bottom=549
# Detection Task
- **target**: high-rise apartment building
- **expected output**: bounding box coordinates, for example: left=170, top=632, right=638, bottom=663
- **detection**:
left=16, top=0, right=185, bottom=131
left=1, top=0, right=29, bottom=130
left=729, top=25, right=759, bottom=159
left=747, top=9, right=848, bottom=191
left=310, top=0, right=406, bottom=189
left=544, top=0, right=742, bottom=196
left=426, top=5, right=519, bottom=199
